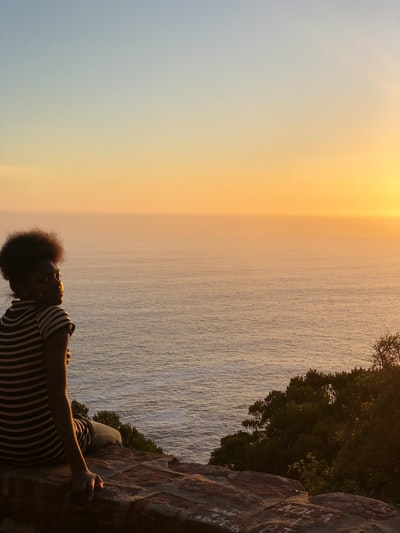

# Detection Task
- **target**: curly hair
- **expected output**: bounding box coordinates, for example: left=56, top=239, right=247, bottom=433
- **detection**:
left=0, top=230, right=64, bottom=284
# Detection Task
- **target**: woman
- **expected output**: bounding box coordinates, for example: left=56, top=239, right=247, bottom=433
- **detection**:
left=0, top=230, right=122, bottom=503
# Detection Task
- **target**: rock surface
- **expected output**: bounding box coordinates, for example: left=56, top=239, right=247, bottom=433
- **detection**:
left=1, top=445, right=400, bottom=532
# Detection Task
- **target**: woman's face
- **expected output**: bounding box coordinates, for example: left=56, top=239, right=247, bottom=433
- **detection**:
left=21, top=259, right=64, bottom=306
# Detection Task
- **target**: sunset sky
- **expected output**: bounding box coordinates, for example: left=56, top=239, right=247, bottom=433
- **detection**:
left=1, top=1, right=400, bottom=216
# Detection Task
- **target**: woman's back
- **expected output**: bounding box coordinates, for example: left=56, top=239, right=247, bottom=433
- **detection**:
left=0, top=299, right=91, bottom=465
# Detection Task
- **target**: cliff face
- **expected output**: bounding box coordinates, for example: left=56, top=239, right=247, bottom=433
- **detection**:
left=1, top=445, right=400, bottom=532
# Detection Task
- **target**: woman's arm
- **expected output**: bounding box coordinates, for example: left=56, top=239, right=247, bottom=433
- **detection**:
left=44, top=327, right=104, bottom=503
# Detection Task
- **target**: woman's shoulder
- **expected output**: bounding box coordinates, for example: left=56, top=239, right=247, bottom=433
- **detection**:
left=36, top=305, right=75, bottom=339
left=37, top=304, right=71, bottom=316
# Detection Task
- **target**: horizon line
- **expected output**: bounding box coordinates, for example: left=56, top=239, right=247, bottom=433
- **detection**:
left=2, top=210, right=400, bottom=219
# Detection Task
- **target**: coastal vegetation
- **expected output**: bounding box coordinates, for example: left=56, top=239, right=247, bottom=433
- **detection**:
left=71, top=401, right=162, bottom=454
left=209, top=333, right=400, bottom=506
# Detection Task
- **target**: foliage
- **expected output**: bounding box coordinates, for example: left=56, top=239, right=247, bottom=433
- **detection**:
left=371, top=332, right=400, bottom=369
left=118, top=422, right=163, bottom=453
left=92, top=410, right=122, bottom=430
left=209, top=335, right=400, bottom=505
left=71, top=402, right=162, bottom=454
left=288, top=453, right=333, bottom=496
left=71, top=399, right=89, bottom=418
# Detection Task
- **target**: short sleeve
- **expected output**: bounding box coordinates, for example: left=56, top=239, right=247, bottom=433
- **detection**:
left=36, top=306, right=75, bottom=340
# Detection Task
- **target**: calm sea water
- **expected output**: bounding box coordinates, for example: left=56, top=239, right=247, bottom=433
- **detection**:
left=1, top=213, right=400, bottom=463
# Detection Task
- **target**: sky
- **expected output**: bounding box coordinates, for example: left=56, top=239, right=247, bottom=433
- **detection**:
left=1, top=0, right=400, bottom=216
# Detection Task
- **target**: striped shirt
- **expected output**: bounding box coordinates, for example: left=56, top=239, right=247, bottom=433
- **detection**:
left=0, top=299, right=92, bottom=465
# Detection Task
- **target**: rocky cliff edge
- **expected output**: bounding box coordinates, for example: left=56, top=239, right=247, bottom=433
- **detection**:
left=1, top=445, right=400, bottom=532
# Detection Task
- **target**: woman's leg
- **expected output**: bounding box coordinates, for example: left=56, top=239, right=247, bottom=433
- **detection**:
left=86, top=420, right=122, bottom=453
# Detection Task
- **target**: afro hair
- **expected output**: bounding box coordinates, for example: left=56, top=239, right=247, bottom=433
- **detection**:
left=0, top=229, right=64, bottom=282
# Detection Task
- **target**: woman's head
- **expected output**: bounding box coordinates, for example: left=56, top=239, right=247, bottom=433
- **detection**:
left=0, top=230, right=65, bottom=305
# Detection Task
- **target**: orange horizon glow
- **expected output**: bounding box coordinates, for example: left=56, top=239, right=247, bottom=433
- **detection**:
left=2, top=159, right=400, bottom=217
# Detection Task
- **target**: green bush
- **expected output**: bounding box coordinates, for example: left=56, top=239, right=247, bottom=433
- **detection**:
left=71, top=400, right=89, bottom=418
left=71, top=402, right=162, bottom=454
left=209, top=333, right=400, bottom=506
left=92, top=410, right=121, bottom=429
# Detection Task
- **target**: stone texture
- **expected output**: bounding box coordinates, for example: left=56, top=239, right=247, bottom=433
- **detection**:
left=1, top=445, right=400, bottom=532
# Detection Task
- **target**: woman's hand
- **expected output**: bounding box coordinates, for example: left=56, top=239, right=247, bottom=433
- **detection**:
left=72, top=470, right=104, bottom=504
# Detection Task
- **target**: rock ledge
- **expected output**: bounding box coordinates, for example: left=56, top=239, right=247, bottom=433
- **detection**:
left=1, top=445, right=400, bottom=532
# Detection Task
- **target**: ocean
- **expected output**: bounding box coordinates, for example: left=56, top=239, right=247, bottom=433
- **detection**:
left=1, top=213, right=400, bottom=463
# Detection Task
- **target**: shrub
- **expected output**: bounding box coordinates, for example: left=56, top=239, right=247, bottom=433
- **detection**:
left=71, top=402, right=162, bottom=454
left=209, top=356, right=400, bottom=505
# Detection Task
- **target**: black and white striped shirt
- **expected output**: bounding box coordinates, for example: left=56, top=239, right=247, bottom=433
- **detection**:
left=0, top=299, right=92, bottom=465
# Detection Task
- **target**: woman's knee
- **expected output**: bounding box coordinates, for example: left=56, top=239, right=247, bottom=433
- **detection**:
left=88, top=420, right=122, bottom=452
